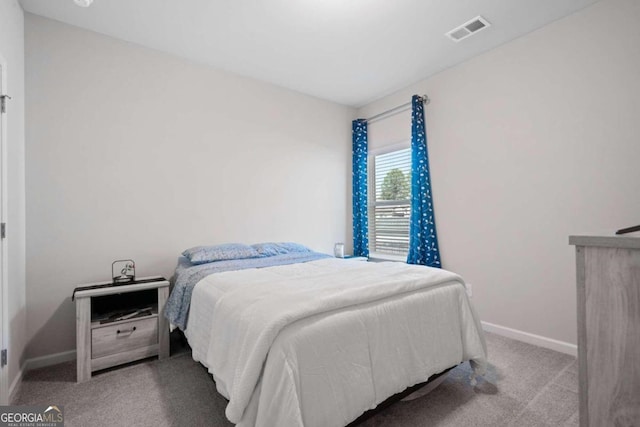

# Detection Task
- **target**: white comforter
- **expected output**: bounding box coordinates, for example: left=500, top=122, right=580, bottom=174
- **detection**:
left=185, top=258, right=487, bottom=427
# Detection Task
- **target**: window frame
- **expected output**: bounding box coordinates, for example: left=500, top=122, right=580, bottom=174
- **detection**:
left=367, top=141, right=411, bottom=261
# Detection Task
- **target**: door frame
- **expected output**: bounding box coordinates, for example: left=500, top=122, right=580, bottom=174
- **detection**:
left=0, top=54, right=10, bottom=405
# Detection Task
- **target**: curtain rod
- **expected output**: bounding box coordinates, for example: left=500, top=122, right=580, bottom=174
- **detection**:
left=364, top=94, right=430, bottom=124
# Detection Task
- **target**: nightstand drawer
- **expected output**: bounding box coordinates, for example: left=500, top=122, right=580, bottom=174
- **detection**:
left=92, top=317, right=158, bottom=359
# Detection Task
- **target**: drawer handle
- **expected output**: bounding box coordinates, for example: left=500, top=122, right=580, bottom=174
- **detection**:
left=116, top=326, right=137, bottom=335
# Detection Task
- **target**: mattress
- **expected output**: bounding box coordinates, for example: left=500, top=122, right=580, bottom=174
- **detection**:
left=183, top=258, right=487, bottom=427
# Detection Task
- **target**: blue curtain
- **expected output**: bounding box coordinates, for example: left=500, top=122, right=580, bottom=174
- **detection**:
left=407, top=95, right=441, bottom=267
left=352, top=119, right=369, bottom=257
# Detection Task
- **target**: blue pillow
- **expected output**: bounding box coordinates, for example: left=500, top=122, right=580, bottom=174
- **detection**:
left=251, top=242, right=311, bottom=257
left=181, top=243, right=260, bottom=265
left=277, top=242, right=311, bottom=253
left=251, top=243, right=285, bottom=257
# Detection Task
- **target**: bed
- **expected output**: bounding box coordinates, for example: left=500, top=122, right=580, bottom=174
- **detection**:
left=165, top=246, right=487, bottom=427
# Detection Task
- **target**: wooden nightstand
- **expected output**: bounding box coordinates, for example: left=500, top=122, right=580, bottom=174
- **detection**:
left=73, top=276, right=170, bottom=383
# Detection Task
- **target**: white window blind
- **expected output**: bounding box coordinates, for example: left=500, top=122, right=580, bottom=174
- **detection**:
left=369, top=147, right=411, bottom=257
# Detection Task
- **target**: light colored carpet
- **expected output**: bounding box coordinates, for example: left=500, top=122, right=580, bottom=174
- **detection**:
left=15, top=332, right=578, bottom=426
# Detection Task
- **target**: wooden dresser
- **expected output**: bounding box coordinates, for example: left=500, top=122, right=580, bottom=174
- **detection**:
left=569, top=232, right=640, bottom=427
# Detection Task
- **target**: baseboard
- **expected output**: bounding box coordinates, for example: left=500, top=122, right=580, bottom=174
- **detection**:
left=481, top=321, right=577, bottom=357
left=6, top=350, right=77, bottom=403
left=8, top=367, right=24, bottom=404
left=24, top=349, right=76, bottom=372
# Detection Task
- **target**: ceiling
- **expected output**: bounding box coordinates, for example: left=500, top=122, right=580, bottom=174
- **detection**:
left=20, top=0, right=600, bottom=107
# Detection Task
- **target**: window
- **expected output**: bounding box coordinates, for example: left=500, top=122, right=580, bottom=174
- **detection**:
left=369, top=147, right=411, bottom=257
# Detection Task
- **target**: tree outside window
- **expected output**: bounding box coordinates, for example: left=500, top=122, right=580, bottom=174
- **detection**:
left=380, top=168, right=410, bottom=201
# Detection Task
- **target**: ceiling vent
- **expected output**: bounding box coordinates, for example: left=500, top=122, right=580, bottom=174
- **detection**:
left=446, top=16, right=491, bottom=42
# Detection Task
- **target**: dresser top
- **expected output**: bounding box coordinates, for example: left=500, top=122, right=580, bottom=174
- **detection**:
left=73, top=275, right=169, bottom=299
left=569, top=231, right=640, bottom=249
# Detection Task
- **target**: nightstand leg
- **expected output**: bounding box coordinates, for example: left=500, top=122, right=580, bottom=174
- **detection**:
left=157, top=286, right=170, bottom=359
left=76, top=296, right=92, bottom=383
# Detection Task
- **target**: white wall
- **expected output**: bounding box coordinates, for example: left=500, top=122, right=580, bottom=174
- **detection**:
left=25, top=15, right=354, bottom=359
left=0, top=0, right=26, bottom=395
left=358, top=0, right=640, bottom=346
